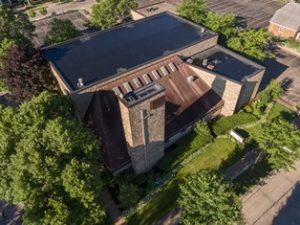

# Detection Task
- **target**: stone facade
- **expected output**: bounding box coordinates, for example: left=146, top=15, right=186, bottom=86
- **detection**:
left=236, top=70, right=264, bottom=110
left=268, top=22, right=298, bottom=39
left=187, top=63, right=263, bottom=116
left=187, top=64, right=241, bottom=116
left=118, top=92, right=166, bottom=174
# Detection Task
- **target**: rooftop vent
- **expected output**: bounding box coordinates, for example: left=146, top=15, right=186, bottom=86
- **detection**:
left=80, top=36, right=91, bottom=42
left=200, top=27, right=206, bottom=33
left=202, top=59, right=208, bottom=67
left=117, top=67, right=127, bottom=73
left=186, top=58, right=194, bottom=64
left=187, top=76, right=195, bottom=83
left=77, top=78, right=84, bottom=88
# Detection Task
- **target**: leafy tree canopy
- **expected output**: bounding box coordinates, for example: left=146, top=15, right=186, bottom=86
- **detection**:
left=252, top=114, right=300, bottom=171
left=0, top=46, right=55, bottom=102
left=178, top=170, right=242, bottom=225
left=45, top=18, right=80, bottom=45
left=0, top=6, right=34, bottom=46
left=0, top=91, right=107, bottom=225
left=226, top=28, right=272, bottom=61
left=91, top=0, right=137, bottom=29
left=177, top=0, right=207, bottom=25
left=177, top=0, right=272, bottom=61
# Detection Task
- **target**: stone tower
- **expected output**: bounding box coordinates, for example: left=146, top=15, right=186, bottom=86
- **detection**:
left=118, top=82, right=166, bottom=174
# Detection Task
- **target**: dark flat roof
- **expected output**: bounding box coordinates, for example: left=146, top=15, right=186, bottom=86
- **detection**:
left=191, top=45, right=264, bottom=82
left=42, top=12, right=216, bottom=91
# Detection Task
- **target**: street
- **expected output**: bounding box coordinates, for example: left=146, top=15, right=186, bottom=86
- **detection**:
left=242, top=161, right=300, bottom=225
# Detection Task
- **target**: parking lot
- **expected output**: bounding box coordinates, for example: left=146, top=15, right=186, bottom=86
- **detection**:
left=32, top=10, right=89, bottom=47
left=166, top=0, right=283, bottom=28
left=205, top=0, right=283, bottom=28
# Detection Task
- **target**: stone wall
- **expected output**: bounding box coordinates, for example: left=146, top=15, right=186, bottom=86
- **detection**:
left=187, top=64, right=242, bottom=116
left=236, top=70, right=264, bottom=110
left=119, top=92, right=166, bottom=174
left=268, top=22, right=297, bottom=39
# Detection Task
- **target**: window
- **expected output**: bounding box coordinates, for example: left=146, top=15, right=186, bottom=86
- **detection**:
left=278, top=26, right=285, bottom=33
left=113, top=86, right=122, bottom=96
left=168, top=62, right=177, bottom=72
left=142, top=74, right=152, bottom=84
left=152, top=70, right=160, bottom=79
left=133, top=78, right=142, bottom=88
left=160, top=66, right=169, bottom=76
left=123, top=82, right=132, bottom=93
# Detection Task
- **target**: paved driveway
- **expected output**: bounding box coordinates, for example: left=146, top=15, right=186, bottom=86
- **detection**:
left=242, top=161, right=300, bottom=225
left=262, top=48, right=300, bottom=109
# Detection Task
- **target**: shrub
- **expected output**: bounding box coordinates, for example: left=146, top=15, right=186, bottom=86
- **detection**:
left=39, top=7, right=47, bottom=15
left=212, top=112, right=258, bottom=135
left=194, top=120, right=212, bottom=137
left=28, top=9, right=36, bottom=18
left=118, top=183, right=143, bottom=209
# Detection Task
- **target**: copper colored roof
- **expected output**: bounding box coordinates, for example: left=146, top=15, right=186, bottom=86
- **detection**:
left=84, top=55, right=223, bottom=171
left=84, top=92, right=130, bottom=172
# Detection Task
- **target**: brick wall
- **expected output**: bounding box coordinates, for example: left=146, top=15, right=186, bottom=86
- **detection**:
left=268, top=22, right=297, bottom=39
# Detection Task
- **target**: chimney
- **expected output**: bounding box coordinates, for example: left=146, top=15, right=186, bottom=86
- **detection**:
left=77, top=78, right=84, bottom=88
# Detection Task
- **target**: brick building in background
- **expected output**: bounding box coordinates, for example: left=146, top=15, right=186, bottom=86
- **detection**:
left=268, top=2, right=300, bottom=40
left=43, top=13, right=265, bottom=174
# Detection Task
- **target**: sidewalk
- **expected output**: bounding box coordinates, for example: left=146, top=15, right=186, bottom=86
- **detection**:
left=242, top=160, right=300, bottom=225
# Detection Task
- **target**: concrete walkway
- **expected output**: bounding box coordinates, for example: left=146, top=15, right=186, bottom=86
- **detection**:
left=242, top=160, right=300, bottom=225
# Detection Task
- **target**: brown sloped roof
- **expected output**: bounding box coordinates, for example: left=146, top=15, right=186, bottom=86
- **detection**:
left=84, top=92, right=130, bottom=173
left=84, top=55, right=223, bottom=171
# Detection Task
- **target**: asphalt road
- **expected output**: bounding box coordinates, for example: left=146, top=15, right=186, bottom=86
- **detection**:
left=262, top=48, right=300, bottom=109
left=242, top=161, right=300, bottom=225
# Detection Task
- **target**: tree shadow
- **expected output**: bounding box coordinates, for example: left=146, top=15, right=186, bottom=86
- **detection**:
left=272, top=182, right=300, bottom=225
left=235, top=16, right=248, bottom=29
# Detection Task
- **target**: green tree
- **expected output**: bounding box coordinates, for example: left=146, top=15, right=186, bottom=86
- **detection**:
left=178, top=170, right=242, bottom=225
left=118, top=183, right=143, bottom=209
left=0, top=38, right=15, bottom=59
left=176, top=0, right=272, bottom=61
left=0, top=6, right=34, bottom=46
left=252, top=115, right=300, bottom=171
left=205, top=12, right=237, bottom=39
left=45, top=18, right=80, bottom=45
left=177, top=0, right=207, bottom=25
left=0, top=47, right=55, bottom=102
left=91, top=0, right=137, bottom=29
left=0, top=92, right=107, bottom=225
left=194, top=120, right=212, bottom=138
left=227, top=28, right=272, bottom=61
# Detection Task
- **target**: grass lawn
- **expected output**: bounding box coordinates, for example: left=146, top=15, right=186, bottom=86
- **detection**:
left=127, top=138, right=237, bottom=225
left=157, top=132, right=212, bottom=172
